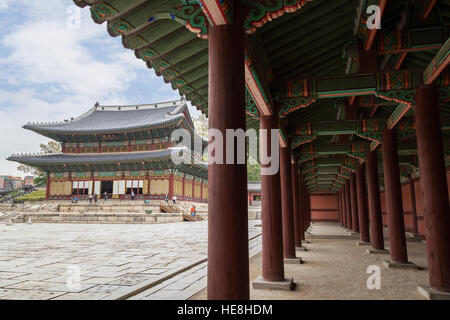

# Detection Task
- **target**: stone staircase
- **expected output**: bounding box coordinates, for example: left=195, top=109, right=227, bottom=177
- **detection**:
left=0, top=200, right=261, bottom=224
left=248, top=205, right=261, bottom=220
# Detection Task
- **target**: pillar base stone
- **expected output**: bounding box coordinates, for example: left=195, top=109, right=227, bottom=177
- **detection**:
left=417, top=285, right=450, bottom=300
left=296, top=246, right=307, bottom=251
left=406, top=236, right=423, bottom=243
left=383, top=260, right=420, bottom=270
left=356, top=241, right=370, bottom=246
left=284, top=257, right=303, bottom=264
left=366, top=248, right=389, bottom=254
left=406, top=232, right=422, bottom=239
left=252, top=276, right=295, bottom=291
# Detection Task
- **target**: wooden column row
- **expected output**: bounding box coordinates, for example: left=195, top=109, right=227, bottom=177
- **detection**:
left=206, top=1, right=449, bottom=299
left=335, top=84, right=450, bottom=294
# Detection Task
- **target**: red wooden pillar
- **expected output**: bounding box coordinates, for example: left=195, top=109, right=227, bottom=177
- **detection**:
left=342, top=187, right=346, bottom=228
left=301, top=179, right=308, bottom=233
left=350, top=172, right=359, bottom=232
left=200, top=180, right=203, bottom=203
left=342, top=185, right=346, bottom=228
left=291, top=159, right=302, bottom=248
left=337, top=190, right=341, bottom=224
left=356, top=165, right=370, bottom=243
left=341, top=189, right=346, bottom=227
left=382, top=128, right=408, bottom=263
left=341, top=189, right=347, bottom=228
left=45, top=173, right=50, bottom=200
left=280, top=146, right=297, bottom=259
left=305, top=188, right=311, bottom=230
left=182, top=174, right=185, bottom=200
left=415, top=84, right=450, bottom=292
left=207, top=2, right=248, bottom=300
left=259, top=114, right=285, bottom=282
left=309, top=193, right=312, bottom=225
left=345, top=182, right=352, bottom=230
left=366, top=150, right=385, bottom=250
left=409, top=175, right=419, bottom=235
left=297, top=175, right=305, bottom=241
left=298, top=173, right=306, bottom=241
left=338, top=190, right=343, bottom=226
left=305, top=186, right=309, bottom=230
left=168, top=173, right=174, bottom=199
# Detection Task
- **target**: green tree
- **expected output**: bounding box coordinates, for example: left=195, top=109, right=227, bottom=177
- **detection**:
left=193, top=114, right=208, bottom=138
left=247, top=156, right=261, bottom=182
left=17, top=141, right=61, bottom=180
left=33, top=172, right=47, bottom=186
left=193, top=114, right=208, bottom=162
left=39, top=141, right=61, bottom=154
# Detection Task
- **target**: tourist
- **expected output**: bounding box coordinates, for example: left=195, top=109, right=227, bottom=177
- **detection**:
left=190, top=205, right=196, bottom=218
left=94, top=193, right=97, bottom=203
left=103, top=192, right=107, bottom=201
left=172, top=195, right=177, bottom=205
left=131, top=190, right=135, bottom=200
left=165, top=194, right=169, bottom=205
left=88, top=194, right=93, bottom=204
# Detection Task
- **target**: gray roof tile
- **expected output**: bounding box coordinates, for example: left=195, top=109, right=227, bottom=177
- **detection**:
left=24, top=100, right=187, bottom=134
left=8, top=148, right=207, bottom=169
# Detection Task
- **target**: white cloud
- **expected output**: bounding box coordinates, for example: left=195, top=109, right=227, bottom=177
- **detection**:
left=0, top=20, right=139, bottom=99
left=0, top=2, right=166, bottom=176
left=0, top=0, right=15, bottom=10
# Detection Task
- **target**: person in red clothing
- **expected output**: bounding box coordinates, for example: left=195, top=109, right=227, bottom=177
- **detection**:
left=190, top=205, right=196, bottom=218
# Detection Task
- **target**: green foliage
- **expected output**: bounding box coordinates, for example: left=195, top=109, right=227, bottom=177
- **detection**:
left=33, top=172, right=47, bottom=186
left=193, top=114, right=208, bottom=138
left=39, top=141, right=61, bottom=154
left=17, top=164, right=38, bottom=175
left=247, top=156, right=261, bottom=182
left=13, top=190, right=46, bottom=203
left=17, top=141, right=61, bottom=178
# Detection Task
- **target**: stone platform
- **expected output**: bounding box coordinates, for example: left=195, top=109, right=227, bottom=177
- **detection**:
left=9, top=212, right=184, bottom=224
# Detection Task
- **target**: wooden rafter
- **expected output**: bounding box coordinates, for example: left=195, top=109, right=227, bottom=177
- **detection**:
left=422, top=0, right=438, bottom=20
left=198, top=0, right=229, bottom=26
left=424, top=37, right=450, bottom=85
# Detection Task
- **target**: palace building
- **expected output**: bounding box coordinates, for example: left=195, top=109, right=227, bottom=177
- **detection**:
left=8, top=100, right=208, bottom=202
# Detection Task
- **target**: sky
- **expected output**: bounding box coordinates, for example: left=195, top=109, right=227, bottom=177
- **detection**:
left=0, top=0, right=202, bottom=177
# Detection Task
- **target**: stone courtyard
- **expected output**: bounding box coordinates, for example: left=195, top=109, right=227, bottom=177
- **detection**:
left=0, top=221, right=262, bottom=300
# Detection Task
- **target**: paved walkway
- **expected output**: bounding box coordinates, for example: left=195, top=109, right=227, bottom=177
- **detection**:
left=192, top=222, right=429, bottom=300
left=0, top=221, right=261, bottom=300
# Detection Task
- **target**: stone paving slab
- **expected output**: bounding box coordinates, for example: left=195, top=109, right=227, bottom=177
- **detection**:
left=0, top=221, right=261, bottom=300
left=130, top=234, right=262, bottom=300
